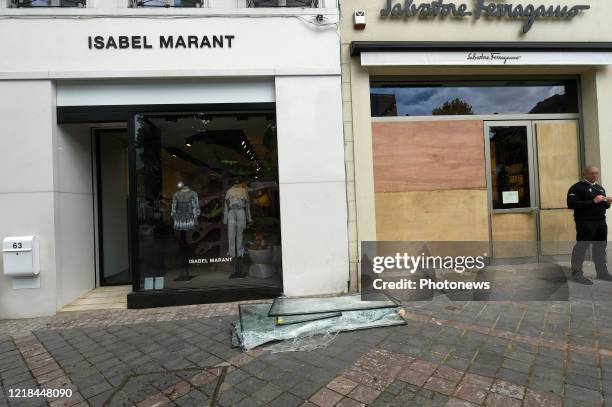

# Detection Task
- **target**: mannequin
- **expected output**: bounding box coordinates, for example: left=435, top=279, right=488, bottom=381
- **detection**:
left=223, top=180, right=252, bottom=258
left=171, top=181, right=200, bottom=281
left=171, top=181, right=200, bottom=231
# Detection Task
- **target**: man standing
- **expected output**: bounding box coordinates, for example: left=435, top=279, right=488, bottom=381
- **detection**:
left=567, top=166, right=612, bottom=284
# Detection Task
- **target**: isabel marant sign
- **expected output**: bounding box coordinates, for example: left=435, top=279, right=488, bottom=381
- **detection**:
left=380, top=0, right=590, bottom=33
left=88, top=34, right=235, bottom=50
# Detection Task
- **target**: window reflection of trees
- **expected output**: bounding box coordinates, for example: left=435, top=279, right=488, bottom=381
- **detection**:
left=432, top=98, right=474, bottom=115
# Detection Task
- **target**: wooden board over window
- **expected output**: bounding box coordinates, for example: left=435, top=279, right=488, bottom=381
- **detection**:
left=372, top=120, right=486, bottom=193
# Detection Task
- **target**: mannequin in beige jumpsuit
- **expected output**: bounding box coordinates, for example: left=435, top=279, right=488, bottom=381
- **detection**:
left=223, top=181, right=252, bottom=258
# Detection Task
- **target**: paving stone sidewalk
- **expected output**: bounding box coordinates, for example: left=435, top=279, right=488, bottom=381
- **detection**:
left=1, top=282, right=612, bottom=406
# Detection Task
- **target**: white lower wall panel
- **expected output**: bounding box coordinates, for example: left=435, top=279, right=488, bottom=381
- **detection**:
left=279, top=181, right=349, bottom=296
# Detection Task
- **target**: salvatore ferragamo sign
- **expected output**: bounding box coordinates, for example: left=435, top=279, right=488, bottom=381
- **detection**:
left=380, top=0, right=590, bottom=33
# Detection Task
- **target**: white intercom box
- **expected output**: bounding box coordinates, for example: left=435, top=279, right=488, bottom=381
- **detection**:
left=3, top=236, right=40, bottom=278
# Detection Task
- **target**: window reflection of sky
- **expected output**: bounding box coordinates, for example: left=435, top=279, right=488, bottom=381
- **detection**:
left=370, top=85, right=566, bottom=116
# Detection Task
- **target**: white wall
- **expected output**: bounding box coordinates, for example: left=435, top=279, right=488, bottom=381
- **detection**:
left=0, top=81, right=58, bottom=319
left=54, top=124, right=96, bottom=308
left=0, top=15, right=341, bottom=79
left=589, top=69, right=612, bottom=199
left=275, top=75, right=349, bottom=296
left=0, top=87, right=97, bottom=318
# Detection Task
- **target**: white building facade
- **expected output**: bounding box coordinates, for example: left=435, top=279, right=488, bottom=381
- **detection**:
left=0, top=0, right=350, bottom=318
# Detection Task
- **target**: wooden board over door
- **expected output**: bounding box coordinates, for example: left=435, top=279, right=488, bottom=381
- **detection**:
left=536, top=121, right=580, bottom=210
left=491, top=213, right=537, bottom=258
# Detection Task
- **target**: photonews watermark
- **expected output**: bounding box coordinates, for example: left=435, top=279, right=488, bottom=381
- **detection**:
left=361, top=241, right=573, bottom=302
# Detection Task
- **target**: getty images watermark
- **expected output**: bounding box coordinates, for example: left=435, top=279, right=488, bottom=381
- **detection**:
left=371, top=251, right=490, bottom=291
left=361, top=242, right=571, bottom=302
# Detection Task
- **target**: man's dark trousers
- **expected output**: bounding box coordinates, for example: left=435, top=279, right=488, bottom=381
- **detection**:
left=572, top=220, right=608, bottom=276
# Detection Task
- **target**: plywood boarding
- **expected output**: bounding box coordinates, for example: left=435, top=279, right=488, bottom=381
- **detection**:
left=372, top=120, right=486, bottom=193
left=491, top=213, right=537, bottom=258
left=375, top=189, right=489, bottom=241
left=540, top=209, right=575, bottom=255
left=536, top=121, right=580, bottom=209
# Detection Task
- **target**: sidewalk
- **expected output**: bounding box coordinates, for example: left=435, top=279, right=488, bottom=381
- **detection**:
left=1, top=282, right=612, bottom=406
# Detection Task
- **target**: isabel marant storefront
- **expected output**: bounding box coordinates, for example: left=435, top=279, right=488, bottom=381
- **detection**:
left=0, top=5, right=350, bottom=318
left=341, top=0, right=612, bottom=288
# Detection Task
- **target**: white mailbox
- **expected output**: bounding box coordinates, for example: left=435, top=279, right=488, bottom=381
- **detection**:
left=3, top=236, right=40, bottom=277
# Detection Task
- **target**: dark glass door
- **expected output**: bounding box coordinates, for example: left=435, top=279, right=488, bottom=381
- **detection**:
left=488, top=125, right=532, bottom=210
left=97, top=130, right=131, bottom=285
left=485, top=121, right=538, bottom=260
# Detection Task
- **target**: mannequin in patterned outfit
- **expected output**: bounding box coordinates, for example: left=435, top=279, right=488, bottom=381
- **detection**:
left=171, top=182, right=200, bottom=231
left=171, top=182, right=200, bottom=280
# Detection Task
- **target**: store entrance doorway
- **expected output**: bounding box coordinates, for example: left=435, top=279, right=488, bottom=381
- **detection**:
left=484, top=120, right=581, bottom=260
left=96, top=129, right=131, bottom=286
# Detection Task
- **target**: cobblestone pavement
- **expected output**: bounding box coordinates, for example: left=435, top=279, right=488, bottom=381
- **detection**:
left=1, top=281, right=612, bottom=406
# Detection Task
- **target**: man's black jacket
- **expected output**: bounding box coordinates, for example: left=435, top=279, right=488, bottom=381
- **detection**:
left=567, top=180, right=610, bottom=221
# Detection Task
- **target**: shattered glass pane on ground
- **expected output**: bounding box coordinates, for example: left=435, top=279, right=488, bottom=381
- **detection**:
left=233, top=301, right=405, bottom=351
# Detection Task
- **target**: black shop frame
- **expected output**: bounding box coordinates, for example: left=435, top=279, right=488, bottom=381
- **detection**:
left=59, top=103, right=279, bottom=309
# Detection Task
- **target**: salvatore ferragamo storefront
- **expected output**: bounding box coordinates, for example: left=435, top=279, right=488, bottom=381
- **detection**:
left=340, top=0, right=612, bottom=288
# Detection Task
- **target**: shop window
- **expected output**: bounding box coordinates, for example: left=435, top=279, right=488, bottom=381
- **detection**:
left=370, top=80, right=579, bottom=117
left=133, top=111, right=282, bottom=292
left=10, top=0, right=84, bottom=6
left=247, top=0, right=318, bottom=7
left=130, top=0, right=203, bottom=6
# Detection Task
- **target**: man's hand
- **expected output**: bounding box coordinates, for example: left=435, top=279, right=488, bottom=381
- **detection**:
left=594, top=195, right=606, bottom=204
left=607, top=196, right=612, bottom=204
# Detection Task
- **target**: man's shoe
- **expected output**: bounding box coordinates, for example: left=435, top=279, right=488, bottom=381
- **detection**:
left=572, top=272, right=594, bottom=285
left=596, top=273, right=612, bottom=281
